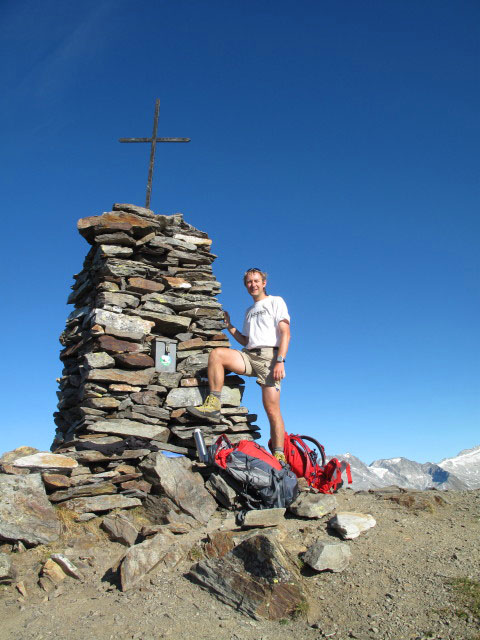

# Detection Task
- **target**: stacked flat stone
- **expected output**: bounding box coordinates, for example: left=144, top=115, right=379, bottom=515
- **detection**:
left=53, top=203, right=260, bottom=481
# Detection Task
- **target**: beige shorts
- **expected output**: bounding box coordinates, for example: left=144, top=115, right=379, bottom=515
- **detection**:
left=240, top=347, right=281, bottom=390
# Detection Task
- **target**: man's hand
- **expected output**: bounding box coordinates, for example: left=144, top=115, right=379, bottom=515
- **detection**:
left=273, top=362, right=285, bottom=382
left=223, top=312, right=248, bottom=346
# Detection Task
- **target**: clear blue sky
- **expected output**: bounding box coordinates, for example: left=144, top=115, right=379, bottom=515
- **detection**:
left=1, top=0, right=478, bottom=464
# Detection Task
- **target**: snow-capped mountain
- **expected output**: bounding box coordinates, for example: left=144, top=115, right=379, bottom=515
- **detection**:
left=438, top=446, right=480, bottom=489
left=333, top=446, right=479, bottom=491
left=369, top=458, right=468, bottom=490
left=333, top=453, right=387, bottom=491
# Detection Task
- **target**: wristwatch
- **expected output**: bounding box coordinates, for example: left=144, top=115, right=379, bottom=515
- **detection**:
left=276, top=355, right=286, bottom=363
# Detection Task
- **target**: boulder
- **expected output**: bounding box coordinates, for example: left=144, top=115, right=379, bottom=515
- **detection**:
left=131, top=390, right=161, bottom=406
left=120, top=479, right=152, bottom=493
left=0, top=474, right=61, bottom=545
left=100, top=259, right=149, bottom=279
left=96, top=291, right=138, bottom=307
left=120, top=529, right=175, bottom=591
left=84, top=352, right=115, bottom=369
left=169, top=250, right=212, bottom=265
left=150, top=237, right=197, bottom=252
left=84, top=397, right=120, bottom=409
left=205, top=472, right=237, bottom=509
left=75, top=513, right=97, bottom=522
left=155, top=372, right=183, bottom=388
left=85, top=367, right=156, bottom=386
left=218, top=385, right=244, bottom=408
left=303, top=540, right=351, bottom=572
left=143, top=495, right=199, bottom=528
left=165, top=385, right=242, bottom=408
left=242, top=508, right=286, bottom=528
left=165, top=386, right=204, bottom=408
left=61, top=494, right=141, bottom=514
left=188, top=531, right=305, bottom=620
left=96, top=334, right=142, bottom=354
left=92, top=309, right=154, bottom=340
left=87, top=419, right=168, bottom=440
left=0, top=447, right=39, bottom=465
left=12, top=452, right=78, bottom=472
left=112, top=203, right=158, bottom=219
left=78, top=211, right=155, bottom=241
left=94, top=232, right=135, bottom=247
left=42, top=474, right=73, bottom=490
left=109, top=384, right=141, bottom=392
left=161, top=276, right=192, bottom=290
left=42, top=558, right=66, bottom=584
left=177, top=353, right=210, bottom=376
left=0, top=465, right=29, bottom=476
left=127, top=277, right=165, bottom=294
left=114, top=353, right=155, bottom=369
left=139, top=453, right=217, bottom=524
left=204, top=531, right=237, bottom=559
left=98, top=244, right=134, bottom=257
left=288, top=493, right=337, bottom=519
left=136, top=312, right=191, bottom=336
left=328, top=512, right=376, bottom=539
left=173, top=233, right=212, bottom=247
left=139, top=301, right=172, bottom=315
left=50, top=554, right=83, bottom=580
left=115, top=464, right=136, bottom=474
left=48, top=481, right=117, bottom=502
left=142, top=522, right=192, bottom=535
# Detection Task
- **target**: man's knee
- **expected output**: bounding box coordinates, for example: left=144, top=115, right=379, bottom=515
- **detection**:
left=208, top=347, right=229, bottom=365
left=262, top=390, right=281, bottom=418
left=209, top=348, right=246, bottom=377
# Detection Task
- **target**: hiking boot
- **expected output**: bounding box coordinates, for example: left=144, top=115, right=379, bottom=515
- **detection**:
left=185, top=394, right=221, bottom=422
left=273, top=451, right=287, bottom=464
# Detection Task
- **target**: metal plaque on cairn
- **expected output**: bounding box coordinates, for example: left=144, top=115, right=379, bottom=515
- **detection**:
left=154, top=338, right=177, bottom=373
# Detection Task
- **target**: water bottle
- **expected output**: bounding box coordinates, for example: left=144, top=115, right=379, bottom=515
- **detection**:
left=194, top=428, right=208, bottom=463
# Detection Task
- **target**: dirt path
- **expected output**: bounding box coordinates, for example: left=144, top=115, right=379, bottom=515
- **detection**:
left=1, top=489, right=479, bottom=640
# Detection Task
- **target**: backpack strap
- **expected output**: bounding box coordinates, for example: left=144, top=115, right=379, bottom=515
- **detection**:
left=289, top=435, right=315, bottom=476
left=340, top=460, right=352, bottom=484
left=299, top=435, right=327, bottom=466
left=319, top=458, right=352, bottom=493
left=207, top=433, right=233, bottom=468
left=235, top=509, right=247, bottom=526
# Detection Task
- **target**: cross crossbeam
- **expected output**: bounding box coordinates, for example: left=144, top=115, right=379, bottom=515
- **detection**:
left=119, top=99, right=190, bottom=208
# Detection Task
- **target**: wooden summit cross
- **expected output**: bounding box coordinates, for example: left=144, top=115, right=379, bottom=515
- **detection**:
left=119, top=98, right=190, bottom=208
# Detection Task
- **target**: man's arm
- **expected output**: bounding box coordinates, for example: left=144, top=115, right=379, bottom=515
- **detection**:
left=224, top=311, right=248, bottom=347
left=273, top=319, right=290, bottom=381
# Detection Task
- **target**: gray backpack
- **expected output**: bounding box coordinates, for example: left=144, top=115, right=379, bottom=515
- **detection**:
left=207, top=435, right=299, bottom=523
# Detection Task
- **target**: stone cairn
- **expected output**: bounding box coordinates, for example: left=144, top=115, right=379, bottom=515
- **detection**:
left=49, top=203, right=259, bottom=513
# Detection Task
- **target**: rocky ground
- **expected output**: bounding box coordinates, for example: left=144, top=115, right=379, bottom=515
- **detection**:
left=1, top=488, right=479, bottom=640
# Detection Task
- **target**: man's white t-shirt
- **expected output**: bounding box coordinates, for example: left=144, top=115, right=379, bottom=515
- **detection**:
left=242, top=295, right=290, bottom=349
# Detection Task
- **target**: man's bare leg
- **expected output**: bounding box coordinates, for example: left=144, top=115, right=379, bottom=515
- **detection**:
left=261, top=385, right=285, bottom=451
left=186, top=348, right=245, bottom=420
left=208, top=348, right=246, bottom=391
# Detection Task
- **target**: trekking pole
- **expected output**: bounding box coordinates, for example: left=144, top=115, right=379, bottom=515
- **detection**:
left=194, top=428, right=208, bottom=463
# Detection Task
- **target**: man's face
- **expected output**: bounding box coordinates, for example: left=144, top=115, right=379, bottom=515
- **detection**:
left=245, top=271, right=266, bottom=298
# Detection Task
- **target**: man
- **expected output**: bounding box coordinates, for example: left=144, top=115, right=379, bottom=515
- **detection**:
left=186, top=268, right=290, bottom=462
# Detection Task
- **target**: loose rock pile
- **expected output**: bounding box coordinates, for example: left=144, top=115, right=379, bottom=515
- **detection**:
left=49, top=203, right=259, bottom=515
left=0, top=444, right=359, bottom=614
left=1, top=440, right=367, bottom=620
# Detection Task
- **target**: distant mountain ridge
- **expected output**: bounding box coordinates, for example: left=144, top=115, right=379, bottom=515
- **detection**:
left=333, top=445, right=480, bottom=491
left=438, top=446, right=480, bottom=489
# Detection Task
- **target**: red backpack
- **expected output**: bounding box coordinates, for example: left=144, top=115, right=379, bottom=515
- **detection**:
left=270, top=433, right=352, bottom=494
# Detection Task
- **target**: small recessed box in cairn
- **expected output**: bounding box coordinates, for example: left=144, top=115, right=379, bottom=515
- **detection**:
left=155, top=338, right=177, bottom=373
